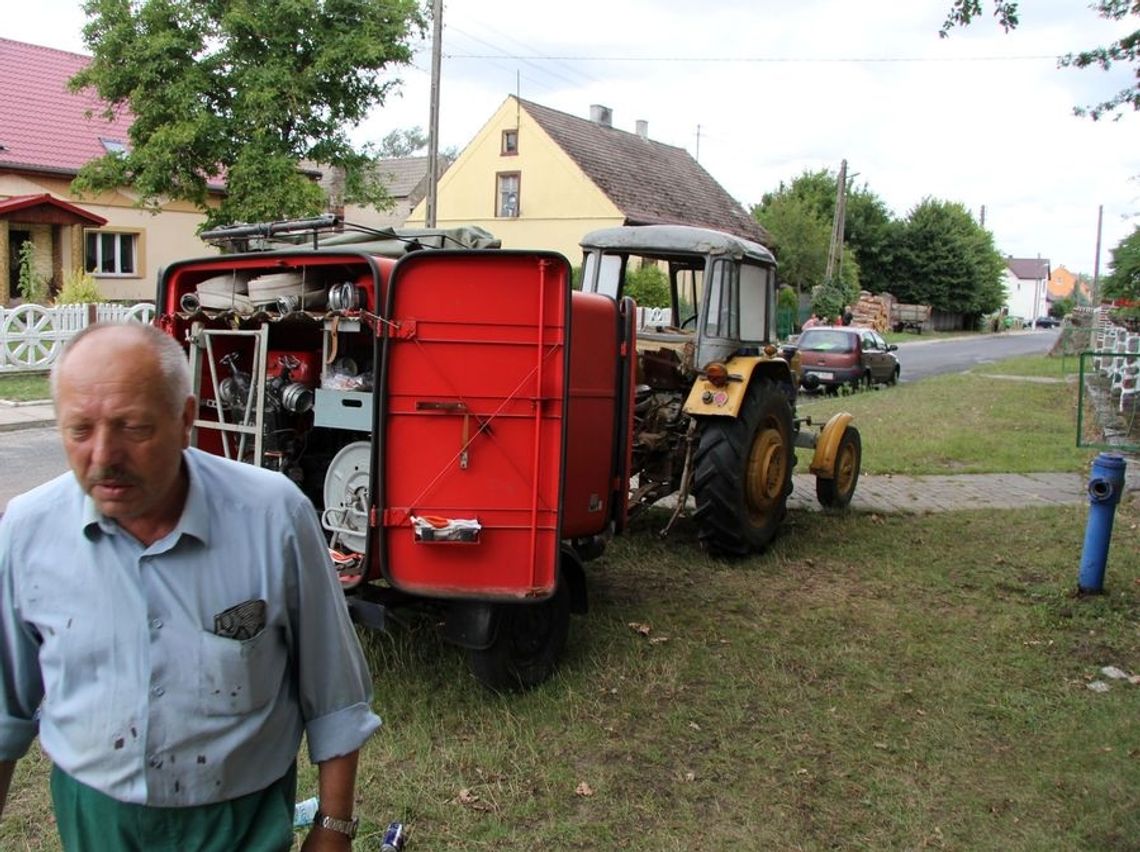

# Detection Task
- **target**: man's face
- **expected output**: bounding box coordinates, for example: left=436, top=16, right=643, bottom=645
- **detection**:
left=54, top=331, right=194, bottom=533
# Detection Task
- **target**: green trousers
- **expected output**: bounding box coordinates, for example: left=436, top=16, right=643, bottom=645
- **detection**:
left=50, top=763, right=297, bottom=852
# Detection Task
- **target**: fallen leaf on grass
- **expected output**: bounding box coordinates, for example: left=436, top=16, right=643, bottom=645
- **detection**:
left=684, top=771, right=696, bottom=782
left=1087, top=681, right=1111, bottom=693
left=648, top=636, right=669, bottom=645
left=688, top=721, right=701, bottom=731
left=628, top=622, right=652, bottom=636
left=454, top=788, right=479, bottom=805
left=1100, top=665, right=1130, bottom=680
left=575, top=781, right=594, bottom=797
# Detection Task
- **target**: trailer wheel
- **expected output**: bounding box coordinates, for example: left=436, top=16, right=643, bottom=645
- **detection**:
left=467, top=576, right=570, bottom=692
left=816, top=426, right=861, bottom=509
left=692, top=379, right=794, bottom=556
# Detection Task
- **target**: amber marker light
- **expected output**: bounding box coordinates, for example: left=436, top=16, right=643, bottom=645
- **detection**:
left=704, top=362, right=729, bottom=387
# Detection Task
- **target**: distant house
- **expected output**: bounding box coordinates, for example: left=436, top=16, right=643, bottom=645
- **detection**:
left=339, top=156, right=449, bottom=231
left=1048, top=264, right=1091, bottom=303
left=1003, top=257, right=1051, bottom=321
left=0, top=38, right=215, bottom=305
left=406, top=96, right=768, bottom=261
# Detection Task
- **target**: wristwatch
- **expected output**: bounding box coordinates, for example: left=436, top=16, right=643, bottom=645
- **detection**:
left=315, top=810, right=359, bottom=839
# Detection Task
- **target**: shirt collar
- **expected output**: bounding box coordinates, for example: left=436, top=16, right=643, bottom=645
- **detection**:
left=80, top=450, right=210, bottom=545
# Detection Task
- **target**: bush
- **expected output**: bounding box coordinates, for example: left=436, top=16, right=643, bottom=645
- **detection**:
left=624, top=264, right=670, bottom=307
left=810, top=283, right=848, bottom=324
left=16, top=241, right=50, bottom=303
left=57, top=268, right=103, bottom=304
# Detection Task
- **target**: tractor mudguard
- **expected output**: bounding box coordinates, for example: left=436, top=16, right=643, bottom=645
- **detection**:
left=683, top=355, right=793, bottom=418
left=809, top=412, right=854, bottom=478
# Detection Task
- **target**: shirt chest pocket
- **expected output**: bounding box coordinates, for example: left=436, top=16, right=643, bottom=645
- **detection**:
left=199, top=626, right=287, bottom=717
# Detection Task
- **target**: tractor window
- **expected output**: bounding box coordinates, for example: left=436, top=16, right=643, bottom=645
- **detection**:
left=591, top=253, right=624, bottom=299
left=672, top=265, right=701, bottom=328
left=738, top=263, right=770, bottom=343
left=703, top=259, right=738, bottom=339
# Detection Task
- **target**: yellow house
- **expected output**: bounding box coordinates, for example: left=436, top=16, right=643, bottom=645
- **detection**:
left=406, top=96, right=768, bottom=263
left=0, top=38, right=214, bottom=304
left=1049, top=264, right=1091, bottom=302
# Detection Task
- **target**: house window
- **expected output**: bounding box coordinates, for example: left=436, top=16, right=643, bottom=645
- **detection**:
left=496, top=172, right=520, bottom=218
left=501, top=129, right=518, bottom=155
left=85, top=231, right=138, bottom=276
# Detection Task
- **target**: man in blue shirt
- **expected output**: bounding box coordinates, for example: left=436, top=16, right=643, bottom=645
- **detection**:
left=0, top=323, right=380, bottom=850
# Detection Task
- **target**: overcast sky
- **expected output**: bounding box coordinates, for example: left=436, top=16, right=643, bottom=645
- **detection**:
left=9, top=0, right=1138, bottom=278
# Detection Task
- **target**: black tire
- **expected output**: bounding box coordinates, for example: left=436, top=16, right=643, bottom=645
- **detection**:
left=888, top=365, right=900, bottom=386
left=816, top=426, right=861, bottom=509
left=467, top=575, right=570, bottom=692
left=692, top=379, right=794, bottom=556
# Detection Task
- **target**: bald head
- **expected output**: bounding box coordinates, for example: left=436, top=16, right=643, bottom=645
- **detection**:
left=52, top=322, right=191, bottom=418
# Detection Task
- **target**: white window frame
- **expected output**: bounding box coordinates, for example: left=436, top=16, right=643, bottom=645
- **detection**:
left=85, top=230, right=139, bottom=277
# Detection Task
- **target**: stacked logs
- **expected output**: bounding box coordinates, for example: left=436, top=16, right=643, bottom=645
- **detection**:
left=848, top=290, right=891, bottom=332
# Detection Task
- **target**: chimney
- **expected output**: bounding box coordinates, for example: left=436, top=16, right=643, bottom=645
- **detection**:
left=589, top=104, right=613, bottom=127
left=635, top=119, right=648, bottom=140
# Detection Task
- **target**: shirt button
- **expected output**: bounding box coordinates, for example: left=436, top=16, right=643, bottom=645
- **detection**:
left=150, top=618, right=163, bottom=630
left=152, top=686, right=165, bottom=697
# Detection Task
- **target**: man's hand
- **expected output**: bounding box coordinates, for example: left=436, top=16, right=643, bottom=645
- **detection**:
left=300, top=824, right=354, bottom=851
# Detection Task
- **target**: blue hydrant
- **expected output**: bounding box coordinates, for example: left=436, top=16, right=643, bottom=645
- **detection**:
left=1077, top=453, right=1128, bottom=594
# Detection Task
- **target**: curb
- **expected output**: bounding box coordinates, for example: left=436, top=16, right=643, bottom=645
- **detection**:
left=0, top=419, right=56, bottom=433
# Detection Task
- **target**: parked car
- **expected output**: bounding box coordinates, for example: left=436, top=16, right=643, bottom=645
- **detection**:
left=794, top=326, right=900, bottom=392
left=1034, top=315, right=1061, bottom=328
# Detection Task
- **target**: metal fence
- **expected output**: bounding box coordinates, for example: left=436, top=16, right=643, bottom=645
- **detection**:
left=0, top=303, right=156, bottom=373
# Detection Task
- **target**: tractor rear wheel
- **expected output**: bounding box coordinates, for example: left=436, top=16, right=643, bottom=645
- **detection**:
left=816, top=426, right=862, bottom=509
left=692, top=379, right=794, bottom=556
left=467, top=574, right=570, bottom=692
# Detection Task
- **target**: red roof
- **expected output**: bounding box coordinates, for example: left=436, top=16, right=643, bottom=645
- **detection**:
left=0, top=193, right=107, bottom=225
left=0, top=38, right=133, bottom=175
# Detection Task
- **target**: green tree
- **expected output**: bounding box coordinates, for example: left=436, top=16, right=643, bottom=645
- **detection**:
left=752, top=193, right=830, bottom=297
left=892, top=198, right=1005, bottom=316
left=1101, top=226, right=1140, bottom=301
left=378, top=127, right=429, bottom=158
left=941, top=1, right=1139, bottom=119
left=755, top=169, right=894, bottom=292
left=70, top=0, right=425, bottom=228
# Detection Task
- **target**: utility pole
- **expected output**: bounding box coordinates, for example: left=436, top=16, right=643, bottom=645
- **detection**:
left=980, top=204, right=986, bottom=228
left=695, top=124, right=701, bottom=163
left=425, top=0, right=443, bottom=228
left=1092, top=204, right=1103, bottom=306
left=825, top=159, right=848, bottom=283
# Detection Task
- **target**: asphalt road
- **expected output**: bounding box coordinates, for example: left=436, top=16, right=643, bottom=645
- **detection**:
left=895, top=328, right=1058, bottom=383
left=0, top=426, right=68, bottom=515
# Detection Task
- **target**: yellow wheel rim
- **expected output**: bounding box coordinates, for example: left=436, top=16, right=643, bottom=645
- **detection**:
left=745, top=424, right=786, bottom=519
left=834, top=438, right=857, bottom=495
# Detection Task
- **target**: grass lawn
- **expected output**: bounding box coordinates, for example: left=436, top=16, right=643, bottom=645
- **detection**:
left=800, top=356, right=1095, bottom=476
left=0, top=373, right=49, bottom=402
left=3, top=357, right=1137, bottom=851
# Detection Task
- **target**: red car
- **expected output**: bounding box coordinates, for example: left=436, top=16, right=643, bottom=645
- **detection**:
left=795, top=326, right=900, bottom=392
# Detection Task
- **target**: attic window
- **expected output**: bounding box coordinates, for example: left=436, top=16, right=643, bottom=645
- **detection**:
left=101, top=138, right=127, bottom=154
left=496, top=172, right=520, bottom=218
left=501, top=129, right=518, bottom=156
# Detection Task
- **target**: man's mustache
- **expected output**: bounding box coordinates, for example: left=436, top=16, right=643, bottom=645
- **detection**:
left=88, top=468, right=142, bottom=487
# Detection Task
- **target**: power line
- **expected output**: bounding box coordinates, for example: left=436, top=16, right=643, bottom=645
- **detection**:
left=444, top=53, right=1060, bottom=64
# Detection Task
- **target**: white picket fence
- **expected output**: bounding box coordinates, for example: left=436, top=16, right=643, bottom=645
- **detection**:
left=0, top=303, right=156, bottom=373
